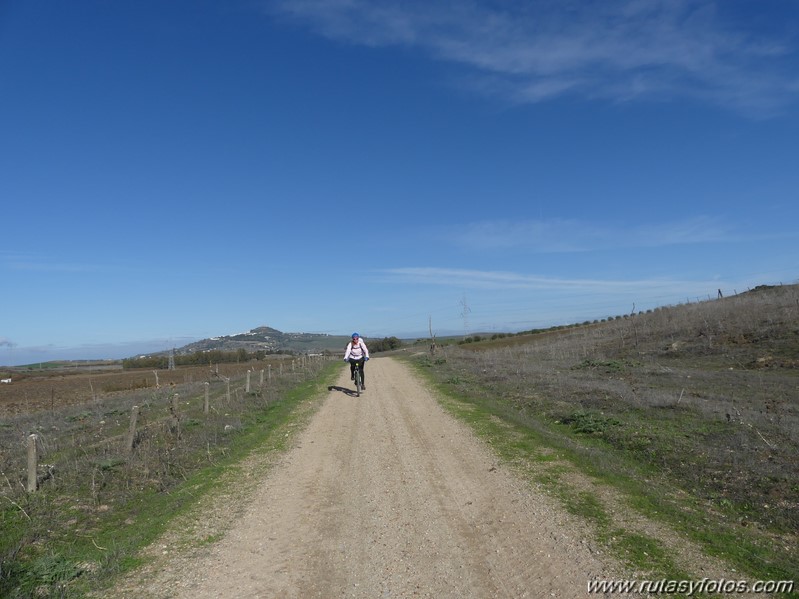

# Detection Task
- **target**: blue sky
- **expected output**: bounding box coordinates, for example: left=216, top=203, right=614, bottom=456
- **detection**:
left=2, top=0, right=798, bottom=366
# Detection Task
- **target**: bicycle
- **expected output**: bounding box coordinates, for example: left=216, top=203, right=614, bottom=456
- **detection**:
left=347, top=358, right=365, bottom=396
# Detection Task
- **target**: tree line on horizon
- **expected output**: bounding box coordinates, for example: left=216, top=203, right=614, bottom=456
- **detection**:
left=122, top=336, right=404, bottom=369
left=121, top=348, right=293, bottom=370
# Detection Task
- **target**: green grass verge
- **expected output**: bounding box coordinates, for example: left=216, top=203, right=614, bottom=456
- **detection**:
left=0, top=363, right=339, bottom=598
left=406, top=354, right=797, bottom=592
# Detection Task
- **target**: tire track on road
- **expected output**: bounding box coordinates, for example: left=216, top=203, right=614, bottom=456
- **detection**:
left=112, top=357, right=624, bottom=598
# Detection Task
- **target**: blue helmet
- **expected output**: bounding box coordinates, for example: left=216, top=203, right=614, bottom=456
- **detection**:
left=351, top=332, right=360, bottom=338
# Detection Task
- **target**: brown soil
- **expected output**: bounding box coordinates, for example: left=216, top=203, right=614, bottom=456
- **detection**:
left=0, top=362, right=276, bottom=416
left=108, top=358, right=628, bottom=598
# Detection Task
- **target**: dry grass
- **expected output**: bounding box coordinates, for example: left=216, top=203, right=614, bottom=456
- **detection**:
left=0, top=355, right=331, bottom=596
left=415, top=283, right=798, bottom=581
left=0, top=358, right=295, bottom=416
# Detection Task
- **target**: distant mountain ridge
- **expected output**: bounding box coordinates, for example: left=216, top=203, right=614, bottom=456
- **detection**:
left=175, top=326, right=347, bottom=355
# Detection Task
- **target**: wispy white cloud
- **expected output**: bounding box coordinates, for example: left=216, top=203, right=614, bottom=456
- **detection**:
left=440, top=216, right=735, bottom=252
left=1, top=252, right=102, bottom=273
left=375, top=266, right=794, bottom=334
left=383, top=266, right=686, bottom=292
left=268, top=0, right=799, bottom=115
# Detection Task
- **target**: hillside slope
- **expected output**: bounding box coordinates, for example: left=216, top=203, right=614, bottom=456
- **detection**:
left=176, top=326, right=348, bottom=354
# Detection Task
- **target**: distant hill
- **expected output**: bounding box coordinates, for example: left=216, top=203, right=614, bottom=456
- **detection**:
left=174, top=326, right=350, bottom=355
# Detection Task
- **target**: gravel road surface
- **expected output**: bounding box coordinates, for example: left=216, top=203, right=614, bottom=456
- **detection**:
left=114, top=357, right=623, bottom=598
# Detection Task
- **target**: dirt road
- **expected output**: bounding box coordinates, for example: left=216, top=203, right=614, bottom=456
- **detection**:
left=118, top=357, right=622, bottom=598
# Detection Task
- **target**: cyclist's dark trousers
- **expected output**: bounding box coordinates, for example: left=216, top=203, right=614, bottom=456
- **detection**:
left=350, top=359, right=365, bottom=384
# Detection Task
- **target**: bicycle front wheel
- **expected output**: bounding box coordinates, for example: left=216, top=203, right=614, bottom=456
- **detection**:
left=354, top=367, right=362, bottom=396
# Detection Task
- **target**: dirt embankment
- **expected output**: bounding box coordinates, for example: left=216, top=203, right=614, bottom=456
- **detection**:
left=111, top=358, right=626, bottom=598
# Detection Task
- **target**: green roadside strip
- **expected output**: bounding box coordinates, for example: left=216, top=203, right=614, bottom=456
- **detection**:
left=406, top=355, right=797, bottom=595
left=1, top=362, right=339, bottom=599
left=433, top=378, right=689, bottom=581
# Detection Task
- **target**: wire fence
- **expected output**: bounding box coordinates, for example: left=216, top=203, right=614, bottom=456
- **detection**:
left=0, top=355, right=332, bottom=504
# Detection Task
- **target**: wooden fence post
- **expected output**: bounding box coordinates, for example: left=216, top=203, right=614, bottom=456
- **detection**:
left=204, top=382, right=210, bottom=414
left=268, top=364, right=272, bottom=382
left=246, top=371, right=251, bottom=394
left=126, top=406, right=139, bottom=454
left=171, top=393, right=180, bottom=432
left=260, top=369, right=264, bottom=386
left=226, top=379, right=231, bottom=403
left=27, top=434, right=38, bottom=492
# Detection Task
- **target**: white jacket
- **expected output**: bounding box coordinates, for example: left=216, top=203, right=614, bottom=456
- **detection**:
left=344, top=339, right=369, bottom=361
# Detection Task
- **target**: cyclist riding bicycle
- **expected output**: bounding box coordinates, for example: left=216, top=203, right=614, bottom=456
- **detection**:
left=343, top=332, right=370, bottom=390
